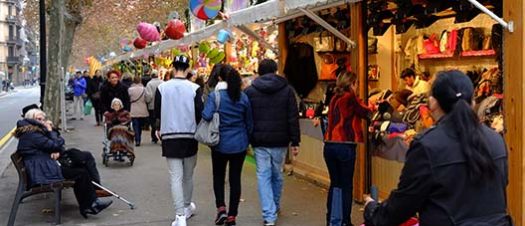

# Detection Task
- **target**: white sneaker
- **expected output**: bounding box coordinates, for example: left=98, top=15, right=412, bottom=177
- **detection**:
left=185, top=202, right=196, bottom=219
left=171, top=215, right=187, bottom=226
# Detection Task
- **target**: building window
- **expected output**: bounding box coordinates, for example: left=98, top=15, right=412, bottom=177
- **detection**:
left=9, top=46, right=14, bottom=56
left=9, top=26, right=13, bottom=38
left=8, top=5, right=12, bottom=16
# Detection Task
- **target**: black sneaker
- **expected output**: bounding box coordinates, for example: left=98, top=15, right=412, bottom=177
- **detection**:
left=215, top=207, right=227, bottom=225
left=225, top=216, right=237, bottom=226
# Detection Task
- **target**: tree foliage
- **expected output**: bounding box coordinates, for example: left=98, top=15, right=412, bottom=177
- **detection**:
left=24, top=0, right=187, bottom=68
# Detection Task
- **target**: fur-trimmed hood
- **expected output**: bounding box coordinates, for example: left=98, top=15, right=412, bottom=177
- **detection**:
left=13, top=119, right=46, bottom=138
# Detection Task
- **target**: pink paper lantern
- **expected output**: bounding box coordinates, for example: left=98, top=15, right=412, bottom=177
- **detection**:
left=137, top=22, right=160, bottom=42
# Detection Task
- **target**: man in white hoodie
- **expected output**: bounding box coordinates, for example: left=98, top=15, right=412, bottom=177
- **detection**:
left=155, top=55, right=203, bottom=226
left=145, top=70, right=163, bottom=144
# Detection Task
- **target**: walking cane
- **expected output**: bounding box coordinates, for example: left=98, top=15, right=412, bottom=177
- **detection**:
left=92, top=181, right=136, bottom=209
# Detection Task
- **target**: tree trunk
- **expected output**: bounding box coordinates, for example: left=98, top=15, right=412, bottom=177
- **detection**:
left=44, top=0, right=64, bottom=126
left=61, top=13, right=82, bottom=69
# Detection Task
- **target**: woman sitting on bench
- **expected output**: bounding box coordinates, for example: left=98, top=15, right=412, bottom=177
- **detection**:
left=13, top=109, right=113, bottom=218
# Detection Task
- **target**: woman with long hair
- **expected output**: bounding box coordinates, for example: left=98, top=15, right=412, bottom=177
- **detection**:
left=202, top=65, right=253, bottom=226
left=324, top=71, right=371, bottom=226
left=364, top=70, right=509, bottom=226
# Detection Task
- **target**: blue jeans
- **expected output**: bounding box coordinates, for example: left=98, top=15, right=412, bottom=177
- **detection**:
left=324, top=142, right=357, bottom=226
left=131, top=117, right=147, bottom=144
left=254, top=147, right=287, bottom=223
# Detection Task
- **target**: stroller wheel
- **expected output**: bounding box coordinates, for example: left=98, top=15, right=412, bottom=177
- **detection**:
left=128, top=155, right=135, bottom=166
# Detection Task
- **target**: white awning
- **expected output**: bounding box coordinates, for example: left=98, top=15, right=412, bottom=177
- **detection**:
left=227, top=0, right=282, bottom=26
left=284, top=0, right=361, bottom=12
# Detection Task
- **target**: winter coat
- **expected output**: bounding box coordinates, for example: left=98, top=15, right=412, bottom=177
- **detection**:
left=100, top=81, right=131, bottom=113
left=104, top=109, right=131, bottom=127
left=122, top=79, right=133, bottom=89
left=89, top=76, right=103, bottom=100
left=325, top=91, right=371, bottom=143
left=364, top=118, right=509, bottom=226
left=128, top=83, right=149, bottom=118
left=145, top=78, right=163, bottom=110
left=73, top=77, right=87, bottom=97
left=244, top=73, right=300, bottom=147
left=202, top=88, right=253, bottom=154
left=14, top=119, right=65, bottom=187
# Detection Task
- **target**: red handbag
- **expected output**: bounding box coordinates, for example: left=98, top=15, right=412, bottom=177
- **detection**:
left=320, top=53, right=338, bottom=80
left=423, top=34, right=440, bottom=54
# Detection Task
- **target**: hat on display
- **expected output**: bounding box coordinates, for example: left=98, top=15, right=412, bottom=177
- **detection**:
left=172, top=55, right=190, bottom=67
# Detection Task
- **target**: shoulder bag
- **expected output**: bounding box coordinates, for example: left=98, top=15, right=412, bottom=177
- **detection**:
left=195, top=90, right=220, bottom=146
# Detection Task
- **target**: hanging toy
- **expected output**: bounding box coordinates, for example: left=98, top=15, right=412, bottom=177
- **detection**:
left=133, top=37, right=147, bottom=49
left=165, top=19, right=186, bottom=40
left=137, top=22, right=160, bottom=42
left=217, top=29, right=233, bottom=44
left=190, top=0, right=222, bottom=20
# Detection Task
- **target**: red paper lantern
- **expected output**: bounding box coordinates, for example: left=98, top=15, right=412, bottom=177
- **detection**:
left=133, top=37, right=147, bottom=49
left=165, top=19, right=186, bottom=40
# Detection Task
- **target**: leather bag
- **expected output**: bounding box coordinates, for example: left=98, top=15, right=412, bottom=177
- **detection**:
left=320, top=53, right=338, bottom=80
left=195, top=91, right=221, bottom=146
left=313, top=32, right=334, bottom=52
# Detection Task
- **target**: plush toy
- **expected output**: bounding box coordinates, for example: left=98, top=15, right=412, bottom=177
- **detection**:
left=137, top=22, right=160, bottom=42
left=165, top=19, right=186, bottom=40
left=133, top=37, right=147, bottom=49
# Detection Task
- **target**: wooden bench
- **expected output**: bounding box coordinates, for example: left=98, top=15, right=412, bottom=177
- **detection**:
left=8, top=152, right=75, bottom=226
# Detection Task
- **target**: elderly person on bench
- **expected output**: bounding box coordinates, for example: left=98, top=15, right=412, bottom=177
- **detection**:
left=13, top=108, right=113, bottom=218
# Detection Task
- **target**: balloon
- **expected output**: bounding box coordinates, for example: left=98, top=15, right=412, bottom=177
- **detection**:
left=190, top=0, right=222, bottom=20
left=133, top=37, right=147, bottom=49
left=137, top=22, right=160, bottom=42
left=165, top=19, right=186, bottom=40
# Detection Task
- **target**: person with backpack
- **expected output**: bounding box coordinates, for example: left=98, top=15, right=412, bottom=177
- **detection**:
left=155, top=55, right=204, bottom=226
left=202, top=65, right=253, bottom=226
left=244, top=59, right=300, bottom=226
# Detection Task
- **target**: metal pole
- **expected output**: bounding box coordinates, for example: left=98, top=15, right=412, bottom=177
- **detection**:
left=60, top=67, right=67, bottom=132
left=466, top=0, right=514, bottom=33
left=39, top=0, right=46, bottom=106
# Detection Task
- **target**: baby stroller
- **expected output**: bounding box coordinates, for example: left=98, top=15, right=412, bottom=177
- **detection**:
left=102, top=120, right=136, bottom=166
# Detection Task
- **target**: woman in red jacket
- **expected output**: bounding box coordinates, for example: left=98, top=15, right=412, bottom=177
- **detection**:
left=324, top=71, right=371, bottom=226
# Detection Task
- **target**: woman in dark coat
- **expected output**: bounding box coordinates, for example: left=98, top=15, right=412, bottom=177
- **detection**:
left=90, top=70, right=104, bottom=126
left=14, top=109, right=112, bottom=218
left=364, top=71, right=509, bottom=226
left=100, top=70, right=131, bottom=114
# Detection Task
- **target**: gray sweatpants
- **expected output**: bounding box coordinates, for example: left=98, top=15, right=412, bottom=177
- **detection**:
left=166, top=155, right=198, bottom=215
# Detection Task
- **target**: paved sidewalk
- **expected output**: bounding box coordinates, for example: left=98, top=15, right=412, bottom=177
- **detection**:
left=0, top=115, right=364, bottom=226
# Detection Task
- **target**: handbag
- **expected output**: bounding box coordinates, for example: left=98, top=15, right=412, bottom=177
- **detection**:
left=320, top=53, right=338, bottom=80
left=84, top=100, right=93, bottom=115
left=195, top=91, right=221, bottom=146
left=423, top=34, right=440, bottom=54
left=313, top=32, right=335, bottom=52
left=368, top=36, right=378, bottom=53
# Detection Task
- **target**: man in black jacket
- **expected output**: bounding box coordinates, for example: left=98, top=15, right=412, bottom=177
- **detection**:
left=244, top=59, right=300, bottom=226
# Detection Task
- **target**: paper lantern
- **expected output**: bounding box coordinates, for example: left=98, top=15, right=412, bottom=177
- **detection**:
left=190, top=0, right=222, bottom=20
left=137, top=22, right=160, bottom=42
left=133, top=37, right=147, bottom=49
left=217, top=29, right=233, bottom=44
left=165, top=19, right=186, bottom=40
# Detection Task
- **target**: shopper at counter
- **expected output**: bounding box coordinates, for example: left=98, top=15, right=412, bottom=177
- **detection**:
left=244, top=59, right=300, bottom=226
left=363, top=70, right=509, bottom=226
left=400, top=68, right=429, bottom=95
left=324, top=71, right=371, bottom=226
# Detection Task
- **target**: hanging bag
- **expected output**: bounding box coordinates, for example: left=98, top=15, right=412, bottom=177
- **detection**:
left=320, top=53, right=339, bottom=80
left=313, top=31, right=335, bottom=52
left=195, top=90, right=221, bottom=146
left=84, top=99, right=93, bottom=115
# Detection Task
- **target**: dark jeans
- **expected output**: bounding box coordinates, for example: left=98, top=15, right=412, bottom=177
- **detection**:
left=92, top=99, right=103, bottom=124
left=324, top=142, right=357, bottom=226
left=132, top=117, right=147, bottom=144
left=61, top=166, right=97, bottom=211
left=148, top=110, right=158, bottom=142
left=212, top=150, right=247, bottom=217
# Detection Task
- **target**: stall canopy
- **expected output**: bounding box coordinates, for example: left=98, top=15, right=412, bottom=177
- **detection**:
left=105, top=0, right=363, bottom=65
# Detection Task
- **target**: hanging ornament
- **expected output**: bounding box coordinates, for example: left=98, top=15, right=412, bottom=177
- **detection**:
left=133, top=37, right=147, bottom=49
left=217, top=29, right=233, bottom=44
left=165, top=19, right=186, bottom=40
left=137, top=22, right=160, bottom=42
left=190, top=0, right=222, bottom=20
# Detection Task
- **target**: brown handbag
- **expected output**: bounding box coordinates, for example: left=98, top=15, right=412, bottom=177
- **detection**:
left=320, top=53, right=338, bottom=80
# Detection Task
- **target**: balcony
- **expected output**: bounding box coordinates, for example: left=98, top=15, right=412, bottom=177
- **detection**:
left=6, top=36, right=16, bottom=44
left=7, top=56, right=19, bottom=64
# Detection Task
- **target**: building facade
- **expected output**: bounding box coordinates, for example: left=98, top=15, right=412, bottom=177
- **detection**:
left=0, top=0, right=23, bottom=87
